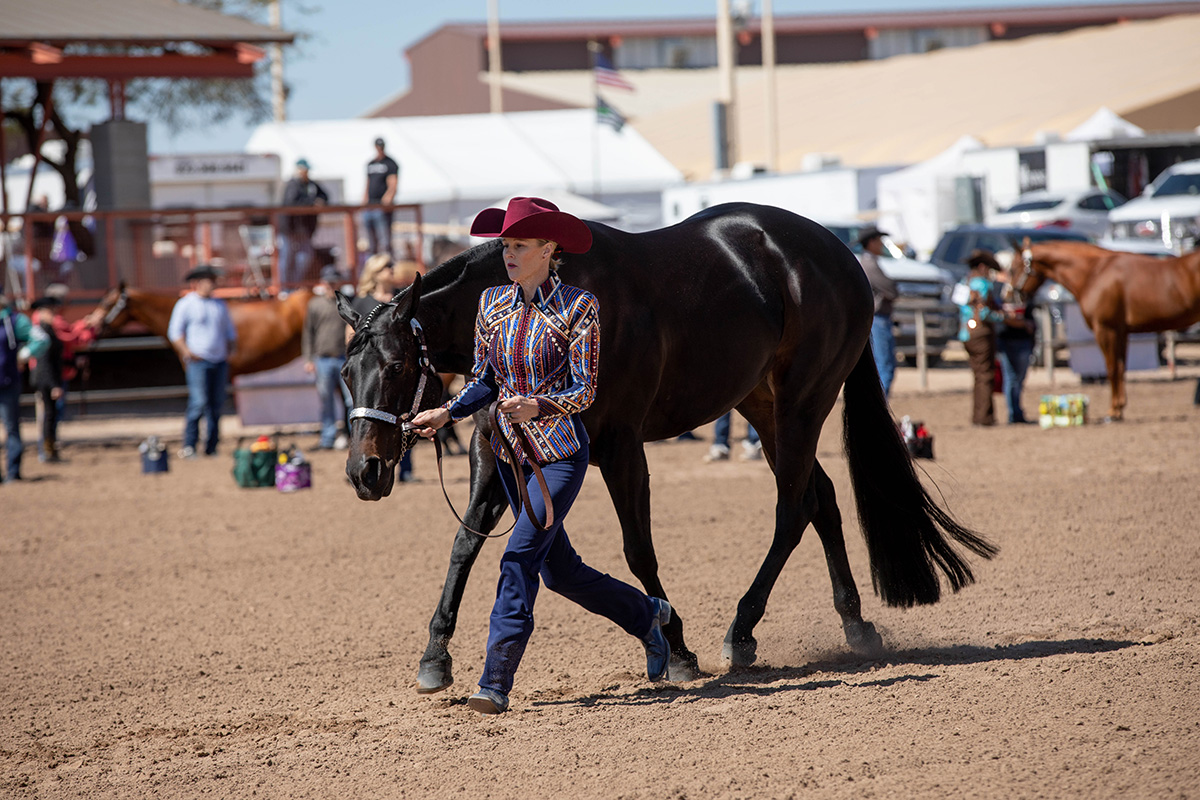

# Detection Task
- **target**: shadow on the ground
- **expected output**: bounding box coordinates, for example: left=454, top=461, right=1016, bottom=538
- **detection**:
left=538, top=637, right=1141, bottom=710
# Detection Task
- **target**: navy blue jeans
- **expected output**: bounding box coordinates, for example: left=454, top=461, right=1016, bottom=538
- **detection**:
left=0, top=381, right=21, bottom=479
left=314, top=356, right=351, bottom=447
left=481, top=443, right=655, bottom=695
left=713, top=412, right=759, bottom=448
left=361, top=208, right=393, bottom=257
left=997, top=337, right=1034, bottom=423
left=184, top=359, right=229, bottom=454
left=870, top=314, right=896, bottom=398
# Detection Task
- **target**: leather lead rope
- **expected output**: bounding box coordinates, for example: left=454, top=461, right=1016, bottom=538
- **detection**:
left=429, top=401, right=555, bottom=538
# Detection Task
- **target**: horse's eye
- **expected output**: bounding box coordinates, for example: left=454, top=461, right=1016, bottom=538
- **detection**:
left=389, top=362, right=405, bottom=374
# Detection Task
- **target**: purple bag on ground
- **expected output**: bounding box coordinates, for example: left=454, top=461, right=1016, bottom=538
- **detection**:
left=275, top=448, right=312, bottom=492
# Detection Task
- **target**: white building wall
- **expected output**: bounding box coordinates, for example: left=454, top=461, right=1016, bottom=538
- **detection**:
left=661, top=167, right=897, bottom=227
left=961, top=148, right=1021, bottom=215
left=1045, top=141, right=1093, bottom=193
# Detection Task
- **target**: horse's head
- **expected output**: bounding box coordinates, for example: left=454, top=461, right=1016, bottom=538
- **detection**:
left=337, top=273, right=443, bottom=501
left=1009, top=238, right=1048, bottom=301
left=93, top=281, right=131, bottom=335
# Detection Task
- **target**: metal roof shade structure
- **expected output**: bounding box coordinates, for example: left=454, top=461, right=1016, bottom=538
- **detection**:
left=496, top=13, right=1200, bottom=179
left=0, top=0, right=294, bottom=216
left=245, top=109, right=683, bottom=220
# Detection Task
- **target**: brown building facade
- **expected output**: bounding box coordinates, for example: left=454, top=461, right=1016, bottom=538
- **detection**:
left=368, top=2, right=1200, bottom=118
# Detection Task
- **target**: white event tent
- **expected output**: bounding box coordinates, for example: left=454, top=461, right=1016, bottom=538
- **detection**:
left=245, top=109, right=683, bottom=232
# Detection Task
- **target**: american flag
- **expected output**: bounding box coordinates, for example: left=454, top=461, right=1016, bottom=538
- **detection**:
left=594, top=53, right=635, bottom=92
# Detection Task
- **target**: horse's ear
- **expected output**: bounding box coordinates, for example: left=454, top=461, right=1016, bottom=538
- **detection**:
left=334, top=289, right=360, bottom=328
left=118, top=279, right=126, bottom=293
left=391, top=273, right=423, bottom=322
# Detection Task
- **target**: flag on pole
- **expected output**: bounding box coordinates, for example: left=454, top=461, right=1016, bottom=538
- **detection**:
left=593, top=53, right=635, bottom=92
left=595, top=96, right=625, bottom=132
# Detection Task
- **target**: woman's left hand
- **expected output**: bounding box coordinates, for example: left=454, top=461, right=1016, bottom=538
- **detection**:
left=498, top=395, right=539, bottom=424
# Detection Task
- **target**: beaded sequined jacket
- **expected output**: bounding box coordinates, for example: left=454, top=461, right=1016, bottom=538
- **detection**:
left=443, top=273, right=600, bottom=465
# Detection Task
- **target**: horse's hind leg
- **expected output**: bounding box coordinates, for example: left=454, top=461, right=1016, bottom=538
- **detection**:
left=724, top=399, right=828, bottom=668
left=809, top=461, right=883, bottom=655
left=417, top=424, right=510, bottom=693
left=594, top=431, right=701, bottom=681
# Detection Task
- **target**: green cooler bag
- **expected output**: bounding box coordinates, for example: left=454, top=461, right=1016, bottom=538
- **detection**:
left=233, top=437, right=278, bottom=488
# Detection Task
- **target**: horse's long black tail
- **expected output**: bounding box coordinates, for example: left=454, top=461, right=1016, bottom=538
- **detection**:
left=841, top=344, right=998, bottom=607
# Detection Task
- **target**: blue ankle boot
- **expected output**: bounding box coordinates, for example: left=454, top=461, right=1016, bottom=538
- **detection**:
left=642, top=597, right=672, bottom=681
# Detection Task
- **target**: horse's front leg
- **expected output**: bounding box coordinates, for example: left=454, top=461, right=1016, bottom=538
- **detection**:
left=594, top=432, right=700, bottom=681
left=417, top=423, right=509, bottom=693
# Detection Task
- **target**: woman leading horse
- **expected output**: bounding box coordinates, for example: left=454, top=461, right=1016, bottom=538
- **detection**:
left=335, top=200, right=996, bottom=700
left=404, top=198, right=671, bottom=715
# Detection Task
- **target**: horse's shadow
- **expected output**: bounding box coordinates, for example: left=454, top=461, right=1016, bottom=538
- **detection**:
left=532, top=637, right=1140, bottom=710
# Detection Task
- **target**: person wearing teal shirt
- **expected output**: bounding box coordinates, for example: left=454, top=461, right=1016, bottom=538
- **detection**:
left=956, top=250, right=1005, bottom=426
left=1, top=294, right=49, bottom=482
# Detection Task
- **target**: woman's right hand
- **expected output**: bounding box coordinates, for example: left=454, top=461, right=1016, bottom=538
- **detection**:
left=410, top=407, right=450, bottom=439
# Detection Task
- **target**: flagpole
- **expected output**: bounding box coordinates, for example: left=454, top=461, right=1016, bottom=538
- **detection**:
left=487, top=0, right=503, bottom=113
left=589, top=40, right=601, bottom=201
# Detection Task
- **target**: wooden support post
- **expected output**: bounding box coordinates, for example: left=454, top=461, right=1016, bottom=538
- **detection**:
left=915, top=309, right=928, bottom=390
left=1165, top=330, right=1177, bottom=379
left=1038, top=306, right=1055, bottom=386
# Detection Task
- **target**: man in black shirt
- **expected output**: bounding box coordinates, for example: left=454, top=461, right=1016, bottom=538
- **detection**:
left=279, top=158, right=328, bottom=290
left=362, top=137, right=399, bottom=257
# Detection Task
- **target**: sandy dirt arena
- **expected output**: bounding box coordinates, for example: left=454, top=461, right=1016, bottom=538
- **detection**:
left=3, top=374, right=1199, bottom=799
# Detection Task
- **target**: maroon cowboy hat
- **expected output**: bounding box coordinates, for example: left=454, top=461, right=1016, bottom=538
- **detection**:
left=470, top=196, right=593, bottom=254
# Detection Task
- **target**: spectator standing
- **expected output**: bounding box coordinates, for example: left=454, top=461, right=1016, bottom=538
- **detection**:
left=856, top=227, right=899, bottom=398
left=304, top=266, right=354, bottom=450
left=1, top=293, right=47, bottom=482
left=168, top=266, right=238, bottom=458
left=996, top=264, right=1037, bottom=424
left=362, top=138, right=399, bottom=257
left=704, top=411, right=762, bottom=462
left=279, top=158, right=328, bottom=290
left=956, top=250, right=1005, bottom=427
left=27, top=298, right=65, bottom=462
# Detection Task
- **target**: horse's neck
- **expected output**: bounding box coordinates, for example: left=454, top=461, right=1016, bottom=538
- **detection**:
left=1042, top=252, right=1100, bottom=297
left=130, top=291, right=179, bottom=337
left=421, top=245, right=503, bottom=373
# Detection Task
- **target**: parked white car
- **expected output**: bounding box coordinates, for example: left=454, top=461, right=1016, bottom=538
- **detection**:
left=1107, top=158, right=1200, bottom=252
left=989, top=188, right=1126, bottom=239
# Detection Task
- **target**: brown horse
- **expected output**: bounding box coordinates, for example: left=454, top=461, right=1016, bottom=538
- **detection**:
left=1014, top=240, right=1200, bottom=420
left=92, top=285, right=314, bottom=376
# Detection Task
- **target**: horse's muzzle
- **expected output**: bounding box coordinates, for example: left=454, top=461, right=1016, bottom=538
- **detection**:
left=346, top=453, right=395, bottom=500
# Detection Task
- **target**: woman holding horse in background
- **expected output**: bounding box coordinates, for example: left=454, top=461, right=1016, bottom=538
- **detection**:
left=995, top=261, right=1037, bottom=424
left=956, top=250, right=1005, bottom=426
left=410, top=197, right=671, bottom=715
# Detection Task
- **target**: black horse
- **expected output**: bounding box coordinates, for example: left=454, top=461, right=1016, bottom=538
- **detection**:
left=335, top=202, right=996, bottom=689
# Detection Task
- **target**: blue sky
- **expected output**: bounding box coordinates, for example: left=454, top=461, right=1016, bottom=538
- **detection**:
left=148, top=0, right=1159, bottom=153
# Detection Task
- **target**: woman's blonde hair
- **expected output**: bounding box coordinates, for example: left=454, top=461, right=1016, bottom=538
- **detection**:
left=357, top=253, right=394, bottom=297
left=537, top=239, right=564, bottom=272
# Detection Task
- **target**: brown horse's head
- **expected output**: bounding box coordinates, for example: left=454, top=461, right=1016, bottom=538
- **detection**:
left=1009, top=238, right=1049, bottom=301
left=337, top=274, right=443, bottom=501
left=93, top=282, right=132, bottom=336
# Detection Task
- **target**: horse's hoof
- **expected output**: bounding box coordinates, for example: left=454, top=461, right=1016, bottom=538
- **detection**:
left=416, top=659, right=454, bottom=694
left=845, top=620, right=884, bottom=656
left=667, top=650, right=701, bottom=682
